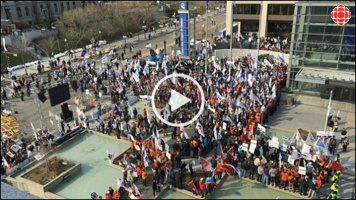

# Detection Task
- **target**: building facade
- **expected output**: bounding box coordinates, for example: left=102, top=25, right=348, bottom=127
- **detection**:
left=226, top=1, right=296, bottom=39
left=1, top=1, right=97, bottom=26
left=288, top=1, right=355, bottom=101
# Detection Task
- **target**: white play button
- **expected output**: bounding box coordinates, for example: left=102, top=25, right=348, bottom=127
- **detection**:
left=168, top=90, right=191, bottom=111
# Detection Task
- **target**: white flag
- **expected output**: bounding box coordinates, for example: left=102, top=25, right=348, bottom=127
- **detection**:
left=102, top=55, right=108, bottom=64
left=306, top=131, right=316, bottom=143
left=296, top=130, right=305, bottom=146
left=107, top=149, right=116, bottom=164
left=195, top=122, right=205, bottom=137
left=49, top=111, right=54, bottom=125
left=257, top=123, right=266, bottom=134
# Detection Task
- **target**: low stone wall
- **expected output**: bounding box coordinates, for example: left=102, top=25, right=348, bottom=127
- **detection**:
left=12, top=157, right=81, bottom=199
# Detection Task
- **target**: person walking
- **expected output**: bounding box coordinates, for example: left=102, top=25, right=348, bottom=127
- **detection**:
left=152, top=179, right=158, bottom=197
left=307, top=176, right=316, bottom=198
left=20, top=90, right=24, bottom=101
left=142, top=169, right=147, bottom=186
left=342, top=137, right=349, bottom=152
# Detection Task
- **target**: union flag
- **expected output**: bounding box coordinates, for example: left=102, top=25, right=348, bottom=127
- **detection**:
left=326, top=161, right=348, bottom=171
left=201, top=158, right=209, bottom=173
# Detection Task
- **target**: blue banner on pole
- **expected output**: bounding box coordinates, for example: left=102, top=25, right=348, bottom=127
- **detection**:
left=179, top=1, right=189, bottom=60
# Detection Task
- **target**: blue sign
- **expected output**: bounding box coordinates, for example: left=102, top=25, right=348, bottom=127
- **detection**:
left=178, top=1, right=189, bottom=60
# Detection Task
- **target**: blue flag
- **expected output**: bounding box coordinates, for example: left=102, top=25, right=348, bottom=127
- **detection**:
left=206, top=1, right=209, bottom=7
left=282, top=136, right=292, bottom=144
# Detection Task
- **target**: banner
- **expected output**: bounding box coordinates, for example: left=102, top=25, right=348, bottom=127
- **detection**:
left=287, top=155, right=295, bottom=166
left=273, top=140, right=279, bottom=149
left=201, top=158, right=209, bottom=173
left=188, top=180, right=200, bottom=195
left=249, top=143, right=256, bottom=154
left=282, top=135, right=292, bottom=144
left=241, top=143, right=248, bottom=152
left=178, top=1, right=190, bottom=60
left=298, top=166, right=306, bottom=175
left=281, top=144, right=287, bottom=152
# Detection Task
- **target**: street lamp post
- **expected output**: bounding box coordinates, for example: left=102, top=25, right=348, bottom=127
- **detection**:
left=205, top=2, right=208, bottom=75
left=261, top=105, right=266, bottom=126
left=64, top=38, right=67, bottom=51
left=2, top=38, right=11, bottom=69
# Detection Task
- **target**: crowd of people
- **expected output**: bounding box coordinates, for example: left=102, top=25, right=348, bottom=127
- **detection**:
left=0, top=36, right=348, bottom=200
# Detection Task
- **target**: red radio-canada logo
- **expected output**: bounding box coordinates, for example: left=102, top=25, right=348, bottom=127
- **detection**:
left=330, top=5, right=352, bottom=25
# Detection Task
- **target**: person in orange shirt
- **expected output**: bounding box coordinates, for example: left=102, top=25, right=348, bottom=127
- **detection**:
left=149, top=148, right=155, bottom=162
left=216, top=161, right=223, bottom=179
left=279, top=169, right=289, bottom=190
left=123, top=153, right=128, bottom=161
left=127, top=192, right=133, bottom=199
left=130, top=141, right=135, bottom=157
left=105, top=191, right=112, bottom=199
left=142, top=169, right=147, bottom=186
left=154, top=159, right=160, bottom=168
left=136, top=166, right=142, bottom=183
left=112, top=190, right=120, bottom=199
left=315, top=176, right=322, bottom=196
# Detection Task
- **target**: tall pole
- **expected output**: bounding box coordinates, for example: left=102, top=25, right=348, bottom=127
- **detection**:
left=229, top=2, right=234, bottom=60
left=323, top=90, right=333, bottom=134
left=193, top=10, right=196, bottom=71
left=205, top=2, right=208, bottom=75
left=256, top=1, right=263, bottom=68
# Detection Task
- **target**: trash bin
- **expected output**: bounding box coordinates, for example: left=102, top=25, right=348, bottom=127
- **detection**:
left=286, top=95, right=294, bottom=106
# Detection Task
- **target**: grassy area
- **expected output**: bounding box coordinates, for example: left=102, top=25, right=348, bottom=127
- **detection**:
left=1, top=51, right=33, bottom=70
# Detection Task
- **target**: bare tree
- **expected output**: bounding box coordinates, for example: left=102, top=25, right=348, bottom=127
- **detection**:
left=37, top=35, right=56, bottom=57
left=56, top=1, right=162, bottom=46
left=9, top=34, right=32, bottom=74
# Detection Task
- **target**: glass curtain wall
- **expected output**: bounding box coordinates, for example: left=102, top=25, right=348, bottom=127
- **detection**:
left=289, top=3, right=355, bottom=100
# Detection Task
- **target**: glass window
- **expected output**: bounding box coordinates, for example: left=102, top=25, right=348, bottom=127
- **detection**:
left=16, top=7, right=22, bottom=18
left=324, top=35, right=342, bottom=44
left=54, top=3, right=58, bottom=12
left=309, top=25, right=325, bottom=34
left=250, top=4, right=260, bottom=15
left=338, top=63, right=355, bottom=71
left=67, top=2, right=70, bottom=10
left=269, top=5, right=281, bottom=15
left=60, top=3, right=64, bottom=12
left=308, top=34, right=323, bottom=42
left=321, top=52, right=338, bottom=61
left=243, top=5, right=251, bottom=14
left=311, top=6, right=324, bottom=15
left=280, top=5, right=288, bottom=15
left=303, top=60, right=321, bottom=67
left=72, top=1, right=76, bottom=8
left=325, top=26, right=343, bottom=34
left=24, top=6, right=30, bottom=16
left=235, top=4, right=242, bottom=14
left=309, top=15, right=327, bottom=24
left=288, top=5, right=294, bottom=15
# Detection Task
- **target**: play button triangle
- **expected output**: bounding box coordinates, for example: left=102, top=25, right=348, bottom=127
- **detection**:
left=168, top=90, right=191, bottom=111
